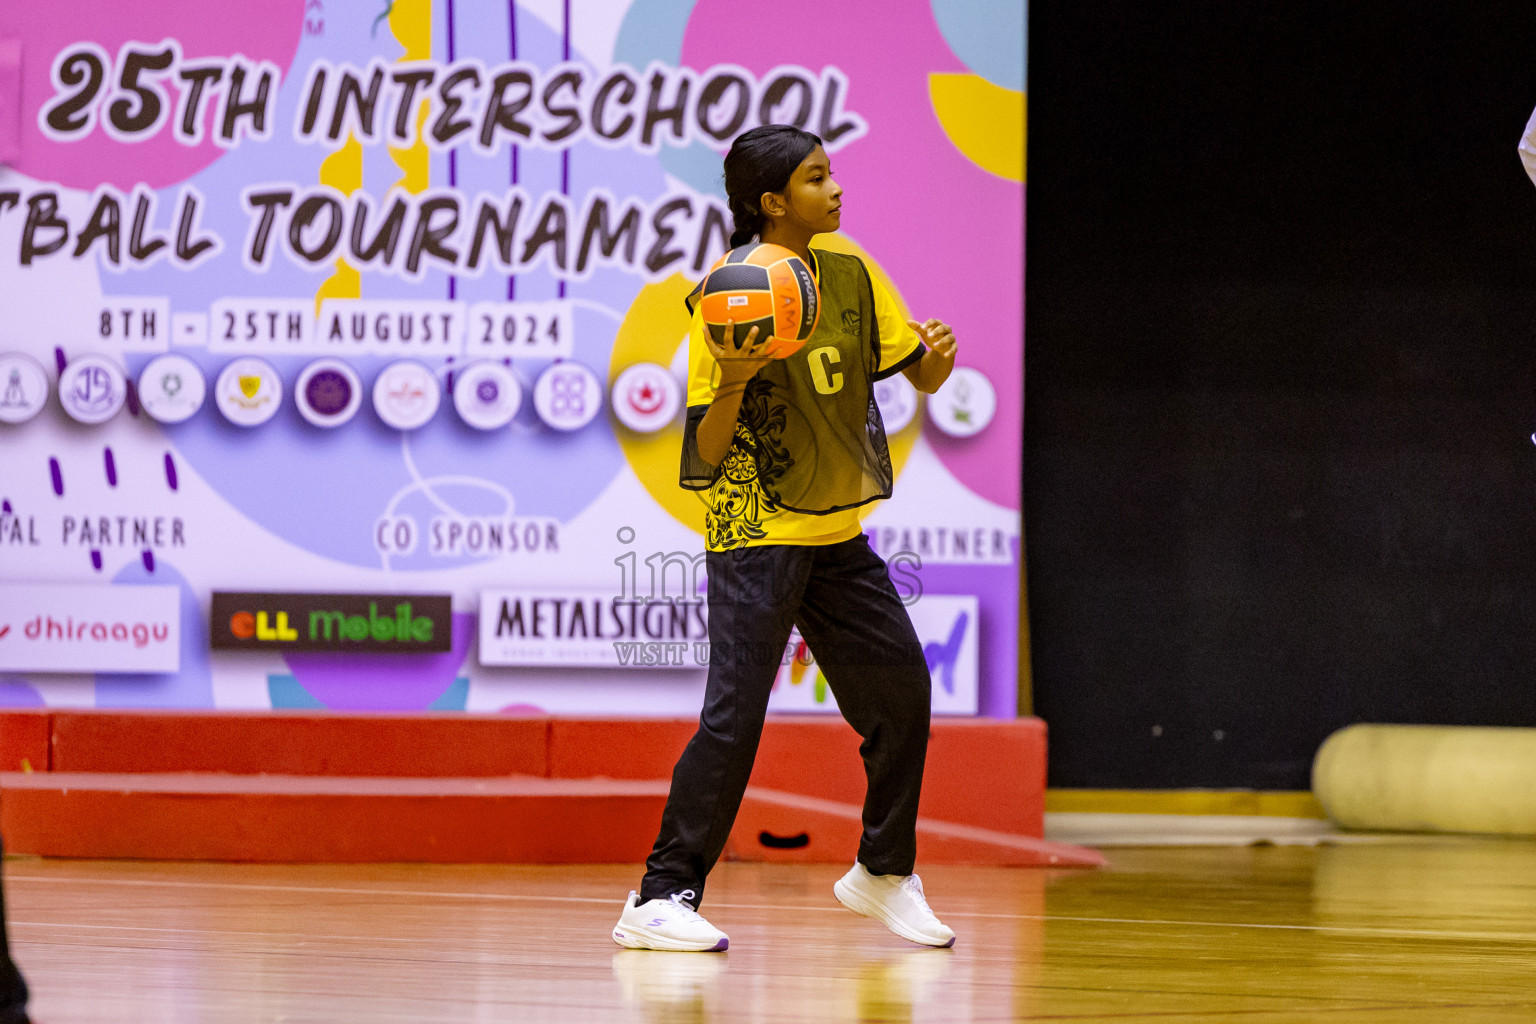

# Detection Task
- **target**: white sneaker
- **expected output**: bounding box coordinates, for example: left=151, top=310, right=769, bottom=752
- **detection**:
left=612, top=890, right=729, bottom=952
left=834, top=863, right=956, bottom=947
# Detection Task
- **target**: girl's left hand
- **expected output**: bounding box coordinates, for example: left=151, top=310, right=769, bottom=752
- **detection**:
left=907, top=318, right=957, bottom=361
left=903, top=318, right=959, bottom=393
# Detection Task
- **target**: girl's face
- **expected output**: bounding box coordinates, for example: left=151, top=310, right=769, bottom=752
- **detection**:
left=768, top=145, right=843, bottom=236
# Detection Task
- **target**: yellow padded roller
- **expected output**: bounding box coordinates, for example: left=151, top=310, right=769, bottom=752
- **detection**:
left=1313, top=724, right=1536, bottom=835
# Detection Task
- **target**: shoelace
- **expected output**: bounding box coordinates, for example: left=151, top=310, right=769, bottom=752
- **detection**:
left=667, top=891, right=704, bottom=922
left=900, top=874, right=936, bottom=915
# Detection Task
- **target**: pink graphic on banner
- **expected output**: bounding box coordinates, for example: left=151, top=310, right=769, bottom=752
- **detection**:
left=0, top=40, right=21, bottom=165
left=682, top=0, right=1022, bottom=510
left=1, top=0, right=305, bottom=189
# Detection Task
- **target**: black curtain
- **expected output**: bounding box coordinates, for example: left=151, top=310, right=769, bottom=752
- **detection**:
left=1026, top=3, right=1536, bottom=787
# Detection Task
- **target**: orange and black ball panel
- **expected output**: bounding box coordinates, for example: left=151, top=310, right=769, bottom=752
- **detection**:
left=700, top=243, right=822, bottom=358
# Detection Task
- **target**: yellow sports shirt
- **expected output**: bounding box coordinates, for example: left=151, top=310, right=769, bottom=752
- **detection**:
left=684, top=249, right=922, bottom=551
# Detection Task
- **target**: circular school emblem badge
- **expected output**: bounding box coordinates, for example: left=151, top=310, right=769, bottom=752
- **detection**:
left=926, top=366, right=996, bottom=438
left=372, top=359, right=441, bottom=431
left=137, top=354, right=207, bottom=425
left=610, top=363, right=680, bottom=433
left=295, top=358, right=362, bottom=428
left=533, top=362, right=601, bottom=432
left=58, top=354, right=127, bottom=425
left=873, top=373, right=919, bottom=434
left=0, top=353, right=50, bottom=425
left=452, top=360, right=522, bottom=430
left=215, top=357, right=283, bottom=427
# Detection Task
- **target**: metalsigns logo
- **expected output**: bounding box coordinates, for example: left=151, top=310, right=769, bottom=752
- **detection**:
left=478, top=589, right=707, bottom=668
left=0, top=352, right=49, bottom=425
left=209, top=593, right=453, bottom=653
left=58, top=354, right=127, bottom=424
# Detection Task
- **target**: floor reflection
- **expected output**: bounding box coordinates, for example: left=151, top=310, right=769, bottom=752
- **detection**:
left=854, top=949, right=954, bottom=1024
left=610, top=945, right=956, bottom=1024
left=612, top=950, right=725, bottom=1024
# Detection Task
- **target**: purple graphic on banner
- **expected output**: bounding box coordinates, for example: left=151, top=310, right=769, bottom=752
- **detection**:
left=283, top=613, right=475, bottom=711
left=305, top=370, right=352, bottom=416
left=0, top=679, right=46, bottom=709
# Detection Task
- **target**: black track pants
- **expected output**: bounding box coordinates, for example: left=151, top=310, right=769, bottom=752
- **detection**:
left=640, top=535, right=932, bottom=907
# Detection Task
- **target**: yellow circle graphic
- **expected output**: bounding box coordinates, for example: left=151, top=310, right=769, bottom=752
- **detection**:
left=608, top=234, right=923, bottom=535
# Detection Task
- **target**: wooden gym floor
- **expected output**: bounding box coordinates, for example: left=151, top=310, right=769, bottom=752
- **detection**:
left=10, top=839, right=1536, bottom=1022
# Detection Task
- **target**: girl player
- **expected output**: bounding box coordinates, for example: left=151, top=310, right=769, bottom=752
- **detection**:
left=613, top=125, right=959, bottom=951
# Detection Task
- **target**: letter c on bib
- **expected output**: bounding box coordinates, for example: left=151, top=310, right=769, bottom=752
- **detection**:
left=807, top=346, right=844, bottom=395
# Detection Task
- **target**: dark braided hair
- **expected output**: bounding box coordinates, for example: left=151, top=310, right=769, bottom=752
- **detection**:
left=723, top=125, right=824, bottom=248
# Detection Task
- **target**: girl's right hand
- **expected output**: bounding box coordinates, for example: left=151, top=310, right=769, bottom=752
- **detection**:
left=707, top=321, right=774, bottom=387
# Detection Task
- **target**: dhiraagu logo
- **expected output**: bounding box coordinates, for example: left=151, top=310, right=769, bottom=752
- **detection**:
left=211, top=593, right=452, bottom=653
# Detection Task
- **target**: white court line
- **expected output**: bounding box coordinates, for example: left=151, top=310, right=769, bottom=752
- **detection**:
left=8, top=920, right=424, bottom=944
left=6, top=875, right=615, bottom=906
left=1002, top=913, right=1536, bottom=944
left=11, top=875, right=1536, bottom=944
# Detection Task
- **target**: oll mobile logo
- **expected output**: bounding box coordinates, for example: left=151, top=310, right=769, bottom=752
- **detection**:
left=59, top=354, right=126, bottom=424
left=137, top=354, right=207, bottom=424
left=216, top=357, right=283, bottom=427
left=0, top=353, right=49, bottom=425
left=373, top=359, right=441, bottom=430
left=610, top=363, right=681, bottom=433
left=210, top=592, right=453, bottom=653
left=453, top=360, right=521, bottom=430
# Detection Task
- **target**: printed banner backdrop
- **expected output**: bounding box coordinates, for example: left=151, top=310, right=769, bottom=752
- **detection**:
left=0, top=0, right=1024, bottom=716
